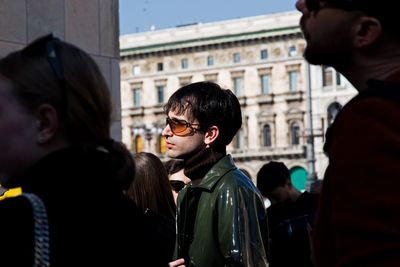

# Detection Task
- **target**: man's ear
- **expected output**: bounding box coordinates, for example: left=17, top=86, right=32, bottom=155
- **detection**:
left=36, top=104, right=60, bottom=145
left=204, top=125, right=219, bottom=147
left=353, top=16, right=382, bottom=48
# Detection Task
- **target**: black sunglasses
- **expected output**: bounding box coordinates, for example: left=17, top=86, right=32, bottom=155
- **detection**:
left=170, top=180, right=186, bottom=193
left=21, top=33, right=67, bottom=116
left=22, top=33, right=64, bottom=82
left=305, top=0, right=358, bottom=12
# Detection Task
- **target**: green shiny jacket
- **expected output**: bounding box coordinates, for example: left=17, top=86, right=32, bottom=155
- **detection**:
left=174, top=155, right=268, bottom=267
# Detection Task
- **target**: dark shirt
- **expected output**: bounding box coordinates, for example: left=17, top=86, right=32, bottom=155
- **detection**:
left=0, top=146, right=150, bottom=267
left=144, top=209, right=176, bottom=266
left=268, top=191, right=319, bottom=267
left=315, top=79, right=400, bottom=267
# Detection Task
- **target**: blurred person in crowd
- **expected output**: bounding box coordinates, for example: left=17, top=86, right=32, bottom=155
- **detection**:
left=257, top=161, right=318, bottom=267
left=125, top=152, right=176, bottom=266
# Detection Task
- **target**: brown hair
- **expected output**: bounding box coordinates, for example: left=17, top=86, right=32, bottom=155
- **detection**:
left=0, top=34, right=133, bottom=189
left=125, top=152, right=176, bottom=219
left=0, top=34, right=111, bottom=145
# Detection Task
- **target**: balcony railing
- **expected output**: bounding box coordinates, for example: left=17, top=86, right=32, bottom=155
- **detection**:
left=257, top=93, right=274, bottom=105
left=284, top=90, right=304, bottom=102
left=230, top=145, right=306, bottom=161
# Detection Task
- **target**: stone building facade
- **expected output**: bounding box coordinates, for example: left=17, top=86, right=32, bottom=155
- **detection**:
left=0, top=0, right=121, bottom=139
left=119, top=11, right=357, bottom=188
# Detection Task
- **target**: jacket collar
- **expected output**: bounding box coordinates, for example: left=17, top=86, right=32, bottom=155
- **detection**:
left=191, top=155, right=236, bottom=192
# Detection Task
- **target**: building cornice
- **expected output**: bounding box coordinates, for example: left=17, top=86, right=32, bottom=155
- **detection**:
left=120, top=11, right=302, bottom=59
left=121, top=27, right=302, bottom=59
left=232, top=145, right=306, bottom=162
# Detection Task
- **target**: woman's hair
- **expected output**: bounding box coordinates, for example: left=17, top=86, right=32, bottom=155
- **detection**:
left=125, top=152, right=176, bottom=219
left=0, top=34, right=111, bottom=145
left=0, top=34, right=133, bottom=188
left=110, top=141, right=136, bottom=191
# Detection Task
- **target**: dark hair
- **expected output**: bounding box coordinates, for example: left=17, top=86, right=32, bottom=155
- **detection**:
left=257, top=161, right=291, bottom=197
left=110, top=141, right=136, bottom=191
left=0, top=34, right=133, bottom=187
left=319, top=0, right=399, bottom=35
left=164, top=159, right=184, bottom=175
left=0, top=34, right=111, bottom=145
left=125, top=152, right=176, bottom=219
left=164, top=81, right=242, bottom=148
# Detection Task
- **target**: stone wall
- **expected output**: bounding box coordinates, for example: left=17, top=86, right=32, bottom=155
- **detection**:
left=0, top=0, right=122, bottom=140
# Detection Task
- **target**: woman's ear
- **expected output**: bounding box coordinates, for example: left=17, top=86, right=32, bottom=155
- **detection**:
left=36, top=104, right=60, bottom=145
left=204, top=125, right=219, bottom=147
left=353, top=16, right=382, bottom=48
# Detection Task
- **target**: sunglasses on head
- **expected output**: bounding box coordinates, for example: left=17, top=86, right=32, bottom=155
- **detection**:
left=305, top=0, right=358, bottom=12
left=21, top=33, right=68, bottom=116
left=166, top=117, right=203, bottom=136
left=22, top=33, right=64, bottom=83
left=170, top=180, right=186, bottom=193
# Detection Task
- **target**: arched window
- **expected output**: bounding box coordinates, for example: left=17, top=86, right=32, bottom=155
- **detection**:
left=263, top=124, right=271, bottom=147
left=291, top=122, right=300, bottom=145
left=135, top=135, right=143, bottom=153
left=327, top=102, right=342, bottom=125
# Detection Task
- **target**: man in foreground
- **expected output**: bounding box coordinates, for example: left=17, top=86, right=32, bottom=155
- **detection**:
left=297, top=0, right=400, bottom=266
left=164, top=81, right=268, bottom=267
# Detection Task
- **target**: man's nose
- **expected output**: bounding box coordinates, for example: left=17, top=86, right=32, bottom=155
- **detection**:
left=295, top=0, right=308, bottom=14
left=162, top=124, right=171, bottom=136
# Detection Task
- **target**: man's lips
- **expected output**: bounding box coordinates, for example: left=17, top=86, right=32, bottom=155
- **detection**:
left=166, top=141, right=174, bottom=148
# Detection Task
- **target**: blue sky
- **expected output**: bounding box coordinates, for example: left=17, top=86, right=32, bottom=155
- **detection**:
left=119, top=0, right=296, bottom=35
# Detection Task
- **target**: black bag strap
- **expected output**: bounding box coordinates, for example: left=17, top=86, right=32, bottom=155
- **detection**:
left=22, top=193, right=50, bottom=267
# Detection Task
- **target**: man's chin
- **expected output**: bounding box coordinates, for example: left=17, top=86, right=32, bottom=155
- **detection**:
left=304, top=50, right=324, bottom=66
left=166, top=150, right=183, bottom=159
left=304, top=46, right=349, bottom=68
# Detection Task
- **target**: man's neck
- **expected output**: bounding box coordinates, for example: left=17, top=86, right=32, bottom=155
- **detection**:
left=183, top=147, right=225, bottom=181
left=338, top=52, right=400, bottom=92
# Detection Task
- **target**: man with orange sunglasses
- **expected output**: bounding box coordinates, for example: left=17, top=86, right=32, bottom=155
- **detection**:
left=164, top=81, right=268, bottom=267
